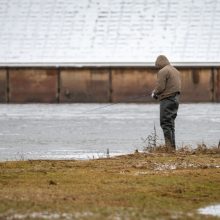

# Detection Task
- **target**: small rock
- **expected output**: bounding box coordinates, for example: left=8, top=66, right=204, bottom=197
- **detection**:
left=49, top=180, right=57, bottom=185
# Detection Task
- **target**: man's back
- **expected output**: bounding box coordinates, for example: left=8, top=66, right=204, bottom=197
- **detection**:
left=158, top=64, right=181, bottom=100
left=154, top=56, right=181, bottom=100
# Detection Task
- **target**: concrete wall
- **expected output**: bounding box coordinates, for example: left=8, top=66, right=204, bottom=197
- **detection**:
left=180, top=68, right=212, bottom=102
left=9, top=68, right=57, bottom=103
left=60, top=68, right=110, bottom=102
left=215, top=68, right=220, bottom=102
left=0, top=69, right=7, bottom=102
left=0, top=67, right=219, bottom=103
left=111, top=68, right=156, bottom=102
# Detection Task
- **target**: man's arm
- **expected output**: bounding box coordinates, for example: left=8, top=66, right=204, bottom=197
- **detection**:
left=154, top=69, right=168, bottom=96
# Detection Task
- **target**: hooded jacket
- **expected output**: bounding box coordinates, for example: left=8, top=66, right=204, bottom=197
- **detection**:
left=154, top=55, right=181, bottom=100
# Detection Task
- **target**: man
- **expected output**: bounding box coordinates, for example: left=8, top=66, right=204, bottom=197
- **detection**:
left=151, top=55, right=181, bottom=150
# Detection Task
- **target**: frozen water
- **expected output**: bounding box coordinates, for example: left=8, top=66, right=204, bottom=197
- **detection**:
left=0, top=0, right=220, bottom=64
left=0, top=103, right=219, bottom=161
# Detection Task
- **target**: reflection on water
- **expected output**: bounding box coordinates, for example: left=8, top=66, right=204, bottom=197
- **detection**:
left=0, top=103, right=219, bottom=161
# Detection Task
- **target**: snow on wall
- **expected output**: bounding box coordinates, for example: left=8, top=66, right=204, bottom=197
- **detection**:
left=0, top=0, right=220, bottom=64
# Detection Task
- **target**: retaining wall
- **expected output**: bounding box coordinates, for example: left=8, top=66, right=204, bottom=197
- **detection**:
left=60, top=68, right=110, bottom=103
left=0, top=67, right=219, bottom=103
left=0, top=69, right=7, bottom=102
left=216, top=68, right=220, bottom=102
left=9, top=68, right=58, bottom=103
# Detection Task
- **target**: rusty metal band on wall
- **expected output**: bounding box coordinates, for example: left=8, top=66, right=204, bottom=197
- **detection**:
left=0, top=67, right=219, bottom=103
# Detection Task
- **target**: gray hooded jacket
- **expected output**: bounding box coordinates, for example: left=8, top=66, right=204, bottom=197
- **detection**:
left=154, top=55, right=181, bottom=100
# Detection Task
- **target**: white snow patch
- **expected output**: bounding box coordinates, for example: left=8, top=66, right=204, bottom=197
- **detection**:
left=198, top=204, right=220, bottom=217
left=5, top=211, right=94, bottom=220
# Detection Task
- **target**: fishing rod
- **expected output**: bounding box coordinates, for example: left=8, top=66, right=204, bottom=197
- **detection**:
left=83, top=91, right=152, bottom=113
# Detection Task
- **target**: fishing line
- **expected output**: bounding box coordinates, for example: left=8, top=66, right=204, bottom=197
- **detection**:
left=82, top=92, right=152, bottom=114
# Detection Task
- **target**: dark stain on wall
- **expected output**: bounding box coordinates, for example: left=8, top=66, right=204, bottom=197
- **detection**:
left=192, top=69, right=200, bottom=84
left=216, top=68, right=220, bottom=102
left=179, top=68, right=212, bottom=102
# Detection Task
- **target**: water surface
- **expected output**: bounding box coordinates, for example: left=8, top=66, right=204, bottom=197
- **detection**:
left=0, top=103, right=219, bottom=161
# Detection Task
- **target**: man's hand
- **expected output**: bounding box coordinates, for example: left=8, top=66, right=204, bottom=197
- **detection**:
left=151, top=91, right=158, bottom=100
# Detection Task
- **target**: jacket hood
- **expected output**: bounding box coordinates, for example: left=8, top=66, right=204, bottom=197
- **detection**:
left=155, top=55, right=170, bottom=69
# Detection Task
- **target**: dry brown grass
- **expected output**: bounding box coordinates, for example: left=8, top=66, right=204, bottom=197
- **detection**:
left=145, top=144, right=220, bottom=155
left=0, top=150, right=220, bottom=220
